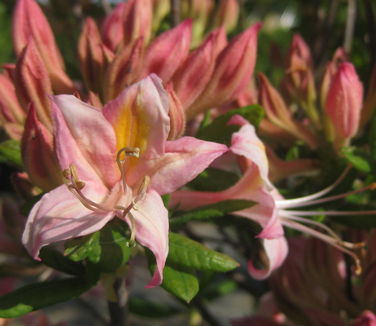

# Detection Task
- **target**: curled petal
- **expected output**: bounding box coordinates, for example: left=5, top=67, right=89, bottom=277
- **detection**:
left=247, top=236, right=288, bottom=280
left=128, top=190, right=168, bottom=287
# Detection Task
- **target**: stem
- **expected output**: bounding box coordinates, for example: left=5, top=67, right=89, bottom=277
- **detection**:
left=344, top=0, right=357, bottom=53
left=171, top=0, right=180, bottom=27
left=108, top=278, right=128, bottom=326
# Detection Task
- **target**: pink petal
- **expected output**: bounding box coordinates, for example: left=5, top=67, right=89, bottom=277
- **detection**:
left=136, top=137, right=228, bottom=195
left=170, top=165, right=284, bottom=238
left=103, top=74, right=170, bottom=159
left=101, top=2, right=126, bottom=51
left=52, top=95, right=119, bottom=189
left=127, top=190, right=169, bottom=287
left=22, top=185, right=113, bottom=259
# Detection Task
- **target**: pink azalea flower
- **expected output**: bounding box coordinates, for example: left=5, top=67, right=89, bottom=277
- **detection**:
left=171, top=116, right=372, bottom=279
left=22, top=75, right=228, bottom=287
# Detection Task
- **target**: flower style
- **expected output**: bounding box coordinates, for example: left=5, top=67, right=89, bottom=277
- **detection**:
left=22, top=75, right=228, bottom=287
left=171, top=116, right=373, bottom=279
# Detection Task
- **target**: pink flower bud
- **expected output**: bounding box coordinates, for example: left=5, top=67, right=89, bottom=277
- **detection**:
left=320, top=48, right=348, bottom=109
left=122, top=0, right=153, bottom=46
left=325, top=62, right=363, bottom=139
left=104, top=38, right=144, bottom=101
left=0, top=73, right=26, bottom=125
left=171, top=28, right=226, bottom=109
left=187, top=23, right=261, bottom=119
left=142, top=20, right=192, bottom=81
left=15, top=41, right=53, bottom=129
left=284, top=34, right=316, bottom=103
left=213, top=0, right=240, bottom=33
left=101, top=2, right=126, bottom=51
left=13, top=0, right=74, bottom=93
left=21, top=105, right=62, bottom=191
left=258, top=73, right=318, bottom=148
left=79, top=18, right=114, bottom=98
left=166, top=84, right=186, bottom=140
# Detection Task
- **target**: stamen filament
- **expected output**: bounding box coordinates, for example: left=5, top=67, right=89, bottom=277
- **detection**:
left=282, top=210, right=376, bottom=216
left=281, top=219, right=363, bottom=275
left=276, top=166, right=351, bottom=209
left=279, top=212, right=341, bottom=241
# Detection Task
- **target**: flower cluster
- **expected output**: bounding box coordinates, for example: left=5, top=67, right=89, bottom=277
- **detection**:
left=0, top=0, right=374, bottom=324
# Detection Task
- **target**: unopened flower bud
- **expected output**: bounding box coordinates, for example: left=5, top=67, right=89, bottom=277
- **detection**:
left=213, top=0, right=240, bottom=33
left=21, top=105, right=63, bottom=191
left=166, top=84, right=185, bottom=140
left=325, top=62, right=363, bottom=141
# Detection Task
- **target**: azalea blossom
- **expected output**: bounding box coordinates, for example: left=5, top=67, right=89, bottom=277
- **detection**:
left=22, top=75, right=228, bottom=287
left=171, top=116, right=373, bottom=279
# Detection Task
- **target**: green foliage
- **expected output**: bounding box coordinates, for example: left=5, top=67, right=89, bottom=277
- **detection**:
left=171, top=200, right=254, bottom=226
left=168, top=233, right=239, bottom=273
left=187, top=167, right=240, bottom=191
left=341, top=147, right=371, bottom=173
left=0, top=277, right=93, bottom=318
left=64, top=219, right=132, bottom=273
left=150, top=232, right=239, bottom=303
left=196, top=105, right=264, bottom=145
left=129, top=297, right=182, bottom=318
left=0, top=140, right=22, bottom=168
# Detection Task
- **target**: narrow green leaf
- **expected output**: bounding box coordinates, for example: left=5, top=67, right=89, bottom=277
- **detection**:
left=196, top=105, right=264, bottom=145
left=171, top=199, right=254, bottom=226
left=129, top=297, right=182, bottom=318
left=187, top=168, right=240, bottom=191
left=0, top=140, right=22, bottom=168
left=168, top=233, right=239, bottom=272
left=341, top=147, right=371, bottom=173
left=369, top=111, right=376, bottom=163
left=0, top=277, right=93, bottom=318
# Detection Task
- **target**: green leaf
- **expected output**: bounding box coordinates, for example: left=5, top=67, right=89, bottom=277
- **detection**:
left=64, top=219, right=132, bottom=273
left=0, top=277, right=93, bottom=318
left=196, top=105, right=264, bottom=145
left=160, top=264, right=199, bottom=303
left=0, top=140, right=22, bottom=168
left=167, top=233, right=239, bottom=272
left=39, top=246, right=85, bottom=276
left=171, top=199, right=254, bottom=226
left=187, top=168, right=240, bottom=191
left=129, top=297, right=182, bottom=318
left=341, top=147, right=371, bottom=173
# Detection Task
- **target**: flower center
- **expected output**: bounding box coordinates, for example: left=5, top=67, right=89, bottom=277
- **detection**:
left=63, top=146, right=150, bottom=247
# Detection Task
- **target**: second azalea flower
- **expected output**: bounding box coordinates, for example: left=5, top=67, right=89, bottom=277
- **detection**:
left=22, top=74, right=228, bottom=287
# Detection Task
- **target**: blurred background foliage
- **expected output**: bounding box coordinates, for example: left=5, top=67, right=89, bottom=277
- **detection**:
left=0, top=0, right=374, bottom=89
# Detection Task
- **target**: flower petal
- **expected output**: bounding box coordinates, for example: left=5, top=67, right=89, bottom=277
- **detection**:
left=247, top=236, right=288, bottom=280
left=22, top=184, right=113, bottom=259
left=134, top=136, right=228, bottom=195
left=128, top=190, right=168, bottom=288
left=103, top=74, right=170, bottom=160
left=52, top=95, right=119, bottom=189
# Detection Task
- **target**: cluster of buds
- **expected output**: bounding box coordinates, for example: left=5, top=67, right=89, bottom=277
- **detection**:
left=248, top=34, right=366, bottom=153
left=0, top=0, right=260, bottom=192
